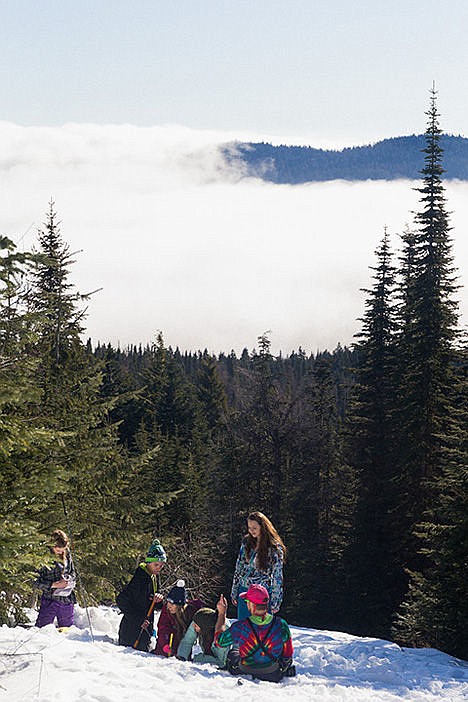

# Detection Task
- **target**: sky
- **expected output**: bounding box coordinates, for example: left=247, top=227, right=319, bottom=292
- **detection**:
left=0, top=2, right=467, bottom=354
left=1, top=0, right=468, bottom=143
left=2, top=606, right=467, bottom=701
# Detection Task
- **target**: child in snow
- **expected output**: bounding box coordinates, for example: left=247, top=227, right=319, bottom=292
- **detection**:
left=231, top=511, right=286, bottom=619
left=34, top=529, right=77, bottom=628
left=153, top=580, right=204, bottom=657
left=116, top=539, right=167, bottom=651
left=215, top=585, right=295, bottom=683
left=176, top=607, right=229, bottom=667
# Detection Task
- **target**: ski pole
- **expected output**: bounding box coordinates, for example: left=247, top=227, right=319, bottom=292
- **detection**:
left=168, top=633, right=173, bottom=656
left=133, top=597, right=158, bottom=649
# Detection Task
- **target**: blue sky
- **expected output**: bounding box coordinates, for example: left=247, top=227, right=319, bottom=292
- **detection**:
left=1, top=0, right=468, bottom=143
left=1, top=2, right=467, bottom=351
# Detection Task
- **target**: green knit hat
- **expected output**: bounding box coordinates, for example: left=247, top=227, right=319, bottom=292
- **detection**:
left=145, top=539, right=167, bottom=563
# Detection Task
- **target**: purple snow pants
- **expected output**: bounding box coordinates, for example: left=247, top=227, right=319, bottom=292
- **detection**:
left=36, top=598, right=75, bottom=628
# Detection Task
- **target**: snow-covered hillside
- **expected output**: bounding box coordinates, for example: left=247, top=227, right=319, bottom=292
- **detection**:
left=1, top=606, right=466, bottom=702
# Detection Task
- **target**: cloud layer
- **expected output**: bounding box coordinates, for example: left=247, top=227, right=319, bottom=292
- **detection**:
left=1, top=123, right=466, bottom=354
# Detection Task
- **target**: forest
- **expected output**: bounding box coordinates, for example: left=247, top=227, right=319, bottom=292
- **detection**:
left=225, top=133, right=468, bottom=182
left=0, top=92, right=466, bottom=661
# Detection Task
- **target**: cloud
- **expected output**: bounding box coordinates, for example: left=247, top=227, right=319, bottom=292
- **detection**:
left=0, top=122, right=466, bottom=354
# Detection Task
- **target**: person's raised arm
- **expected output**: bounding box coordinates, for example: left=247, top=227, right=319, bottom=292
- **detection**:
left=215, top=594, right=228, bottom=633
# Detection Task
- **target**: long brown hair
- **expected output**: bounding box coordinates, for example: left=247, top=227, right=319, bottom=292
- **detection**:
left=170, top=605, right=191, bottom=641
left=192, top=608, right=217, bottom=654
left=244, top=511, right=286, bottom=572
left=48, top=529, right=70, bottom=561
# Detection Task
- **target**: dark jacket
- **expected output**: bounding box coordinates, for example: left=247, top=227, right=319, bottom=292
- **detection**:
left=34, top=551, right=77, bottom=605
left=116, top=564, right=162, bottom=651
left=154, top=599, right=204, bottom=656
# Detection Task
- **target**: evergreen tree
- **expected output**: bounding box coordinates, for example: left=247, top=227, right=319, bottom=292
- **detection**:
left=26, top=203, right=139, bottom=601
left=395, top=88, right=459, bottom=543
left=0, top=236, right=54, bottom=622
left=344, top=230, right=401, bottom=636
left=128, top=335, right=225, bottom=599
left=218, top=333, right=298, bottom=525
left=393, top=89, right=464, bottom=657
left=287, top=352, right=353, bottom=629
left=394, top=343, right=467, bottom=658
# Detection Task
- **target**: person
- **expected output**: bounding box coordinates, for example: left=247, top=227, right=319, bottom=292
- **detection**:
left=214, top=585, right=295, bottom=683
left=34, top=529, right=77, bottom=628
left=176, top=607, right=229, bottom=667
left=116, top=538, right=167, bottom=651
left=153, top=580, right=204, bottom=657
left=231, top=511, right=286, bottom=619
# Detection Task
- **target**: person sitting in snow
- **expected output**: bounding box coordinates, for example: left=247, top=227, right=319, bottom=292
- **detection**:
left=176, top=607, right=229, bottom=667
left=34, top=529, right=77, bottom=629
left=153, top=580, right=204, bottom=657
left=116, top=539, right=167, bottom=651
left=214, top=585, right=296, bottom=683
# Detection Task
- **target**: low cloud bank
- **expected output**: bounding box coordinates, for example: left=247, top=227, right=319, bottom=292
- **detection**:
left=0, top=123, right=466, bottom=354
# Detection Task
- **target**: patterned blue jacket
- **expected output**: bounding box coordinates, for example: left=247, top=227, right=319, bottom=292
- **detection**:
left=230, top=539, right=284, bottom=613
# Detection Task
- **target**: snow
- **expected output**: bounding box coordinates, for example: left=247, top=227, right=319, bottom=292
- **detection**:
left=0, top=606, right=466, bottom=702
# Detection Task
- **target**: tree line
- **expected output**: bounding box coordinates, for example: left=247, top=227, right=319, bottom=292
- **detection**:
left=0, top=90, right=466, bottom=659
left=226, top=133, right=468, bottom=182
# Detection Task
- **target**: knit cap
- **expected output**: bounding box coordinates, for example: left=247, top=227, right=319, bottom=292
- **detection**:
left=145, top=539, right=167, bottom=563
left=167, top=579, right=187, bottom=605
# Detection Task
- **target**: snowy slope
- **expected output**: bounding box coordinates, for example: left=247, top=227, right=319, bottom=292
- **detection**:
left=1, top=606, right=466, bottom=702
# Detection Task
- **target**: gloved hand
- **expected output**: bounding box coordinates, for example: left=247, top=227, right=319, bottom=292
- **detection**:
left=283, top=664, right=296, bottom=677
left=162, top=644, right=172, bottom=656
left=280, top=657, right=296, bottom=676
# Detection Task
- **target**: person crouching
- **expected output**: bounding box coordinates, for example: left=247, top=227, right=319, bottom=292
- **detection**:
left=176, top=607, right=228, bottom=667
left=116, top=538, right=167, bottom=651
left=153, top=580, right=204, bottom=657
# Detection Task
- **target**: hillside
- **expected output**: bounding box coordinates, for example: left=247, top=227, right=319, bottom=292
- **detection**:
left=223, top=134, right=468, bottom=183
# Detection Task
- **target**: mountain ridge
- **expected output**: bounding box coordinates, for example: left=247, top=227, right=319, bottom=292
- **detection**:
left=222, top=134, right=468, bottom=183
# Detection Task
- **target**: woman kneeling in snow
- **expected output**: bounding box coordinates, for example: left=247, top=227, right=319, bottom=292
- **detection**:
left=153, top=580, right=204, bottom=657
left=176, top=607, right=229, bottom=667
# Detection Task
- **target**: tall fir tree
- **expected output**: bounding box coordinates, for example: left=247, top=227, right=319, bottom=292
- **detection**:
left=395, top=88, right=459, bottom=541
left=27, top=203, right=138, bottom=601
left=393, top=89, right=464, bottom=656
left=344, top=230, right=401, bottom=637
left=0, top=236, right=55, bottom=622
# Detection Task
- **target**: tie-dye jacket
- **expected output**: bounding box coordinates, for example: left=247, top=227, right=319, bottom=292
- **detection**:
left=230, top=539, right=284, bottom=613
left=214, top=614, right=293, bottom=668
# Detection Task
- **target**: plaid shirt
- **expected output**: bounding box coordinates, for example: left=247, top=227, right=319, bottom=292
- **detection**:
left=34, top=551, right=76, bottom=604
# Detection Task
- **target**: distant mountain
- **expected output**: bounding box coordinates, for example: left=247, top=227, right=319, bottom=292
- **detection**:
left=222, top=134, right=468, bottom=183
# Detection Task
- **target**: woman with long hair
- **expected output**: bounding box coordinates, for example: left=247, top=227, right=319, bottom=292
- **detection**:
left=231, top=511, right=286, bottom=619
left=153, top=580, right=204, bottom=656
